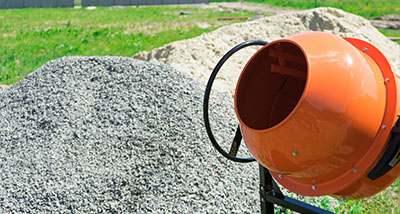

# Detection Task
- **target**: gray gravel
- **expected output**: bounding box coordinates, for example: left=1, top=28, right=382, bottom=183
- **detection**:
left=0, top=56, right=263, bottom=213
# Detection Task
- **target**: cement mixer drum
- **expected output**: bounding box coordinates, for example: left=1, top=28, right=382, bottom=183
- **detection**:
left=234, top=32, right=400, bottom=199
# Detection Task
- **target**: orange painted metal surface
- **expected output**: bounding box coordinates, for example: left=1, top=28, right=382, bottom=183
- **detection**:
left=234, top=31, right=400, bottom=199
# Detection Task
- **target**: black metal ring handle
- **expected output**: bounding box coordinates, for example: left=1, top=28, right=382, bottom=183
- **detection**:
left=203, top=40, right=268, bottom=163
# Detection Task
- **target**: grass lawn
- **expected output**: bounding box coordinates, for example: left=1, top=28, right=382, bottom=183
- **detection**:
left=379, top=29, right=400, bottom=45
left=0, top=6, right=257, bottom=85
left=221, top=0, right=400, bottom=18
left=338, top=180, right=400, bottom=213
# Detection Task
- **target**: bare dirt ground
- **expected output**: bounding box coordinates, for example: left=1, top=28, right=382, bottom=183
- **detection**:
left=369, top=14, right=400, bottom=29
left=202, top=2, right=298, bottom=16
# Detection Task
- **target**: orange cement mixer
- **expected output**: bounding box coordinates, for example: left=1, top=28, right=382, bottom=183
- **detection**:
left=204, top=31, right=400, bottom=205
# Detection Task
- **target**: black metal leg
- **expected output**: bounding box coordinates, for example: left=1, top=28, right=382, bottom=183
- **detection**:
left=259, top=164, right=276, bottom=214
left=259, top=164, right=334, bottom=214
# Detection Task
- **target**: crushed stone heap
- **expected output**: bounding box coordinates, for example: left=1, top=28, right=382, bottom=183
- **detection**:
left=134, top=7, right=400, bottom=96
left=0, top=57, right=265, bottom=213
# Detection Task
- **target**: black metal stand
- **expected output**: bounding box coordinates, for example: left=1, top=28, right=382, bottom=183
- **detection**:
left=259, top=165, right=334, bottom=214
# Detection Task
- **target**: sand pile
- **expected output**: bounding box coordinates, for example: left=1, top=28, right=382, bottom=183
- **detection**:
left=134, top=7, right=400, bottom=96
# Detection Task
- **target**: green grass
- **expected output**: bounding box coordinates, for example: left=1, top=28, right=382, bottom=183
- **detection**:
left=379, top=29, right=400, bottom=45
left=337, top=179, right=400, bottom=214
left=0, top=6, right=257, bottom=85
left=285, top=179, right=400, bottom=214
left=222, top=0, right=400, bottom=18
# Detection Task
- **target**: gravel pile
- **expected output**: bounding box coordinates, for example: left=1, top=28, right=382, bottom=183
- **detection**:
left=0, top=56, right=266, bottom=213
